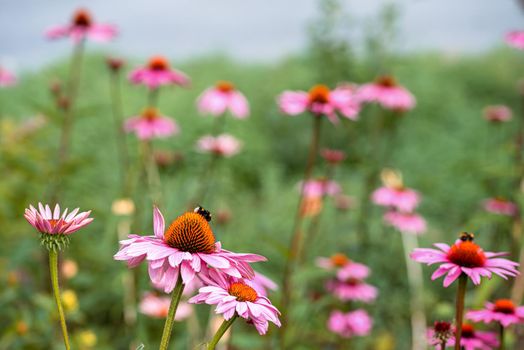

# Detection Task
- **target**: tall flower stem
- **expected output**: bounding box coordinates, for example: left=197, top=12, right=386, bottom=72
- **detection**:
left=49, top=250, right=71, bottom=350
left=280, top=114, right=322, bottom=346
left=148, top=88, right=160, bottom=108
left=207, top=315, right=238, bottom=350
left=141, top=140, right=164, bottom=207
left=159, top=275, right=185, bottom=350
left=440, top=342, right=446, bottom=350
left=499, top=323, right=505, bottom=350
left=454, top=275, right=468, bottom=350
left=109, top=69, right=129, bottom=191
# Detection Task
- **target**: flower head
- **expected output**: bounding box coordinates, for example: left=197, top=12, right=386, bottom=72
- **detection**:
left=188, top=269, right=280, bottom=335
left=410, top=232, right=519, bottom=287
left=358, top=75, right=415, bottom=112
left=427, top=321, right=453, bottom=347
left=320, top=148, right=346, bottom=165
left=139, top=292, right=192, bottom=320
left=301, top=178, right=342, bottom=199
left=384, top=211, right=427, bottom=235
left=0, top=67, right=17, bottom=87
left=316, top=253, right=370, bottom=280
left=445, top=324, right=498, bottom=350
left=326, top=278, right=378, bottom=303
left=197, top=81, right=249, bottom=118
left=505, top=30, right=524, bottom=50
left=45, top=8, right=117, bottom=43
left=466, top=299, right=524, bottom=327
left=124, top=108, right=179, bottom=140
left=114, top=206, right=266, bottom=292
left=372, top=168, right=420, bottom=212
left=482, top=197, right=518, bottom=217
left=106, top=57, right=125, bottom=72
left=129, top=56, right=190, bottom=89
left=196, top=134, right=242, bottom=157
left=327, top=309, right=372, bottom=338
left=483, top=105, right=512, bottom=123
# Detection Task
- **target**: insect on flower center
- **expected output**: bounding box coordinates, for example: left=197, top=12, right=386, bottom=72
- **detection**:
left=216, top=81, right=235, bottom=93
left=376, top=75, right=397, bottom=87
left=148, top=56, right=170, bottom=71
left=461, top=324, right=475, bottom=338
left=447, top=241, right=486, bottom=268
left=228, top=282, right=258, bottom=302
left=330, top=253, right=350, bottom=267
left=164, top=208, right=216, bottom=253
left=73, top=9, right=92, bottom=27
left=308, top=84, right=330, bottom=104
left=494, top=299, right=516, bottom=314
left=142, top=107, right=159, bottom=121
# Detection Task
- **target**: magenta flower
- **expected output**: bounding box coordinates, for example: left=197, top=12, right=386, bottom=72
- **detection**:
left=427, top=321, right=454, bottom=348
left=139, top=292, right=193, bottom=320
left=0, top=67, right=17, bottom=87
left=197, top=81, right=249, bottom=118
left=466, top=299, right=524, bottom=327
left=505, top=30, right=524, bottom=50
left=358, top=76, right=415, bottom=112
left=384, top=211, right=427, bottom=235
left=482, top=197, right=518, bottom=217
left=483, top=105, right=512, bottom=123
left=301, top=179, right=341, bottom=198
left=326, top=278, right=378, bottom=303
left=129, top=56, right=190, bottom=90
left=114, top=207, right=266, bottom=292
left=124, top=108, right=179, bottom=140
left=444, top=324, right=498, bottom=350
left=327, top=309, right=372, bottom=338
left=320, top=148, right=346, bottom=165
left=278, top=84, right=360, bottom=123
left=24, top=203, right=93, bottom=235
left=188, top=269, right=281, bottom=335
left=45, top=8, right=117, bottom=43
left=410, top=234, right=519, bottom=287
left=196, top=134, right=242, bottom=157
left=372, top=185, right=420, bottom=212
left=316, top=253, right=370, bottom=280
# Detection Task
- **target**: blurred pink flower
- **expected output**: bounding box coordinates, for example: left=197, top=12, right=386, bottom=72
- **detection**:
left=482, top=197, right=518, bottom=216
left=333, top=194, right=355, bottom=211
left=124, top=108, right=179, bottom=140
left=114, top=207, right=266, bottom=293
left=45, top=8, right=117, bottom=43
left=301, top=179, right=341, bottom=198
left=483, top=105, right=512, bottom=123
left=358, top=76, right=415, bottom=112
left=427, top=321, right=454, bottom=348
left=384, top=211, right=427, bottom=235
left=445, top=324, right=499, bottom=350
left=196, top=134, right=242, bottom=157
left=139, top=292, right=192, bottom=320
left=320, top=148, right=346, bottom=165
left=327, top=309, right=372, bottom=338
left=326, top=278, right=378, bottom=303
left=0, top=67, right=17, bottom=87
left=410, top=233, right=519, bottom=287
left=316, top=254, right=370, bottom=280
left=372, top=186, right=420, bottom=212
left=197, top=81, right=249, bottom=118
left=278, top=84, right=360, bottom=123
left=188, top=269, right=281, bottom=335
left=505, top=30, right=524, bottom=50
left=466, top=299, right=524, bottom=327
left=129, top=56, right=190, bottom=90
left=24, top=203, right=93, bottom=235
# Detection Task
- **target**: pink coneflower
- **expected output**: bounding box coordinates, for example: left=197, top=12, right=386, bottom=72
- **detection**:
left=278, top=84, right=360, bottom=123
left=129, top=56, right=190, bottom=90
left=427, top=321, right=454, bottom=348
left=106, top=57, right=125, bottom=72
left=384, top=211, right=427, bottom=235
left=197, top=81, right=249, bottom=118
left=326, top=278, right=378, bottom=303
left=320, top=148, right=346, bottom=165
left=483, top=105, right=512, bottom=123
left=372, top=185, right=420, bottom=213
left=0, top=67, right=17, bottom=87
left=188, top=269, right=281, bottom=335
left=45, top=8, right=117, bottom=43
left=482, top=197, right=518, bottom=217
left=466, top=299, right=524, bottom=327
left=505, top=30, right=524, bottom=50
left=410, top=233, right=519, bottom=287
left=445, top=324, right=499, bottom=350
left=327, top=309, right=372, bottom=338
left=358, top=75, right=415, bottom=112
left=139, top=292, right=192, bottom=321
left=301, top=178, right=342, bottom=198
left=24, top=203, right=93, bottom=236
left=114, top=206, right=266, bottom=293
left=124, top=108, right=179, bottom=140
left=196, top=134, right=242, bottom=157
left=316, top=253, right=370, bottom=280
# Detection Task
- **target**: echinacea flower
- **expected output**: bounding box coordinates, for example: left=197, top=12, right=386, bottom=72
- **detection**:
left=114, top=206, right=266, bottom=293
left=124, top=107, right=179, bottom=140
left=443, top=324, right=498, bottom=350
left=301, top=178, right=341, bottom=199
left=197, top=81, right=249, bottom=118
left=327, top=309, right=372, bottom=338
left=483, top=105, right=512, bottom=123
left=139, top=292, right=192, bottom=320
left=384, top=211, right=427, bottom=235
left=358, top=75, right=416, bottom=112
left=466, top=299, right=524, bottom=327
left=278, top=84, right=360, bottom=123
left=410, top=233, right=519, bottom=287
left=372, top=185, right=420, bottom=213
left=45, top=8, right=117, bottom=43
left=320, top=148, right=346, bottom=165
left=505, top=30, right=524, bottom=50
left=427, top=321, right=454, bottom=348
left=482, top=197, right=518, bottom=217
left=188, top=269, right=281, bottom=335
left=129, top=56, right=189, bottom=90
left=326, top=278, right=378, bottom=303
left=0, top=67, right=17, bottom=87
left=316, top=253, right=370, bottom=280
left=196, top=134, right=242, bottom=157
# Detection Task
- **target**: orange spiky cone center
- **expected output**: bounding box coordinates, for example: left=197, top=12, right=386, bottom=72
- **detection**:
left=376, top=75, right=397, bottom=87
left=228, top=282, right=258, bottom=302
left=461, top=324, right=475, bottom=338
left=308, top=84, right=330, bottom=104
left=73, top=9, right=92, bottom=27
left=216, top=81, right=235, bottom=93
left=330, top=253, right=350, bottom=267
left=148, top=56, right=169, bottom=71
left=48, top=219, right=60, bottom=228
left=164, top=212, right=216, bottom=253
left=142, top=107, right=159, bottom=121
left=447, top=241, right=486, bottom=268
left=494, top=299, right=516, bottom=314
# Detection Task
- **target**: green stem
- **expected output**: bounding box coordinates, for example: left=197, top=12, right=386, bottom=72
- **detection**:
left=49, top=250, right=71, bottom=350
left=499, top=323, right=505, bottom=350
left=207, top=315, right=238, bottom=350
left=454, top=274, right=468, bottom=350
left=141, top=140, right=164, bottom=207
left=159, top=275, right=185, bottom=350
left=148, top=88, right=160, bottom=108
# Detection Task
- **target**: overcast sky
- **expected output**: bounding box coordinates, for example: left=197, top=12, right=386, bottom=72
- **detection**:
left=0, top=0, right=522, bottom=70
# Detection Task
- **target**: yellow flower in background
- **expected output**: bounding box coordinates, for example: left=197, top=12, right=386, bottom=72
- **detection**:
left=62, top=289, right=78, bottom=312
left=77, top=329, right=97, bottom=349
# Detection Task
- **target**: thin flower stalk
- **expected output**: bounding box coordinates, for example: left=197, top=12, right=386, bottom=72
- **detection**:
left=454, top=274, right=468, bottom=350
left=159, top=275, right=185, bottom=350
left=141, top=140, right=164, bottom=207
left=49, top=249, right=71, bottom=350
left=499, top=323, right=505, bottom=350
left=207, top=315, right=238, bottom=350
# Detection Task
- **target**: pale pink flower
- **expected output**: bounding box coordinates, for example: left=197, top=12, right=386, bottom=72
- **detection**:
left=278, top=84, right=361, bottom=123
left=483, top=105, right=512, bottom=123
left=45, top=8, right=117, bottom=43
left=24, top=203, right=93, bottom=235
left=124, top=108, right=179, bottom=140
left=326, top=278, right=378, bottom=303
left=444, top=324, right=498, bottom=350
left=197, top=81, right=249, bottom=118
left=196, top=134, right=242, bottom=157
left=139, top=292, right=192, bottom=321
left=114, top=207, right=266, bottom=293
left=129, top=56, right=190, bottom=90
left=358, top=76, right=415, bottom=112
left=410, top=233, right=519, bottom=287
left=0, top=67, right=17, bottom=87
left=301, top=179, right=341, bottom=198
left=327, top=309, right=372, bottom=338
left=320, top=148, right=346, bottom=165
left=372, top=186, right=420, bottom=212
left=384, top=211, right=427, bottom=235
left=466, top=299, right=524, bottom=327
left=505, top=30, right=524, bottom=50
left=316, top=254, right=370, bottom=280
left=482, top=197, right=518, bottom=216
left=188, top=269, right=281, bottom=335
